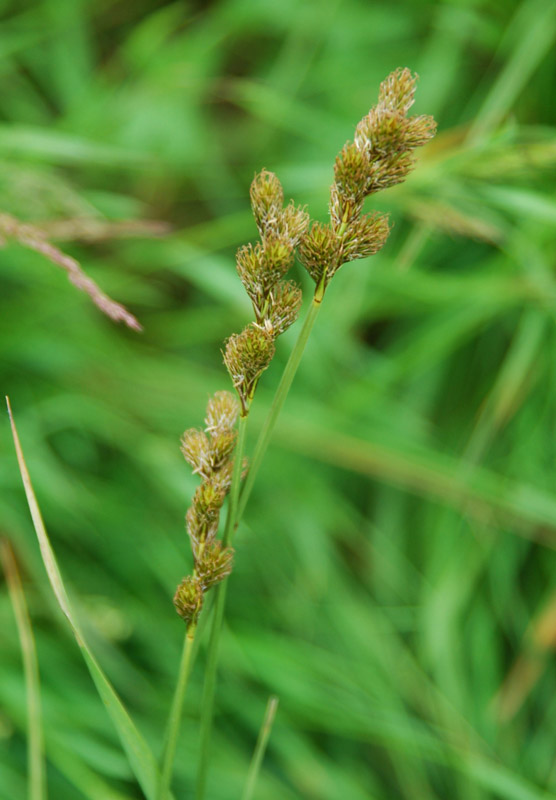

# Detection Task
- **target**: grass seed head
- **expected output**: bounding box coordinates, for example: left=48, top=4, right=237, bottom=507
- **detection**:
left=266, top=280, right=303, bottom=336
left=174, top=576, right=203, bottom=626
left=341, top=212, right=391, bottom=263
left=195, top=540, right=234, bottom=591
left=250, top=169, right=285, bottom=238
left=224, top=324, right=276, bottom=413
left=180, top=429, right=211, bottom=478
left=298, top=221, right=339, bottom=285
left=204, top=390, right=239, bottom=435
left=300, top=67, right=436, bottom=292
left=378, top=66, right=417, bottom=114
left=278, top=201, right=310, bottom=247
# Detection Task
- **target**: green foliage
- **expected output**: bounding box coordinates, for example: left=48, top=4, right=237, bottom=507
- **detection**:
left=2, top=1, right=556, bottom=799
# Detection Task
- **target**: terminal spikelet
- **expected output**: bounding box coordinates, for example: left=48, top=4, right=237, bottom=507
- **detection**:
left=299, top=68, right=436, bottom=292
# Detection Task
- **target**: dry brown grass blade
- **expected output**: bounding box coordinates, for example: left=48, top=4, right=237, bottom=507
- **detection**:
left=36, top=218, right=171, bottom=243
left=0, top=213, right=142, bottom=331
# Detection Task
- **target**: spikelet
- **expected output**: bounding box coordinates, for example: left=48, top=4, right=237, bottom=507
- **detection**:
left=299, top=68, right=436, bottom=292
left=174, top=576, right=203, bottom=626
left=180, top=429, right=212, bottom=478
left=224, top=324, right=275, bottom=414
left=205, top=391, right=239, bottom=434
left=250, top=169, right=285, bottom=238
left=266, top=280, right=303, bottom=337
left=227, top=170, right=309, bottom=412
left=174, top=391, right=241, bottom=626
left=195, top=540, right=234, bottom=591
left=340, top=212, right=391, bottom=263
left=298, top=221, right=339, bottom=286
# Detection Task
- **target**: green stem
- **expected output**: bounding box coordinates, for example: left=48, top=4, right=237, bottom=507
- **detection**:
left=195, top=413, right=249, bottom=799
left=156, top=625, right=196, bottom=800
left=237, top=295, right=322, bottom=524
left=223, top=412, right=249, bottom=547
left=196, top=294, right=322, bottom=799
left=241, top=696, right=279, bottom=800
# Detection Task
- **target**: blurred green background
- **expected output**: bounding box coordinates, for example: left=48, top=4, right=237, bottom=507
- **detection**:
left=2, top=0, right=556, bottom=797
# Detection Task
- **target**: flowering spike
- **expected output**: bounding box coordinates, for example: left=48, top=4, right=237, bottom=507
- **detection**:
left=250, top=170, right=284, bottom=238
left=265, top=280, right=303, bottom=336
left=180, top=429, right=211, bottom=478
left=205, top=391, right=239, bottom=435
left=299, top=67, right=436, bottom=291
left=174, top=576, right=203, bottom=626
left=224, top=324, right=275, bottom=413
left=378, top=67, right=417, bottom=115
left=195, top=540, right=234, bottom=591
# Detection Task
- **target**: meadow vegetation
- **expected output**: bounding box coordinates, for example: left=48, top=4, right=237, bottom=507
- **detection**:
left=2, top=1, right=556, bottom=798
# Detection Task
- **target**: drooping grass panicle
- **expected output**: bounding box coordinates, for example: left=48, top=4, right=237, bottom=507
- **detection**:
left=298, top=68, right=436, bottom=294
left=224, top=170, right=309, bottom=414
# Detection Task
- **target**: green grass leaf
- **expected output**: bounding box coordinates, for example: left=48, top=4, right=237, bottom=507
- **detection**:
left=6, top=397, right=174, bottom=800
left=1, top=538, right=47, bottom=800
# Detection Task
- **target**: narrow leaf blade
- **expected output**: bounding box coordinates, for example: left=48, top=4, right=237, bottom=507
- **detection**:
left=1, top=539, right=47, bottom=800
left=6, top=397, right=173, bottom=800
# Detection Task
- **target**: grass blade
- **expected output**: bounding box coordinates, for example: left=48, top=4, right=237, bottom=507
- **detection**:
left=241, top=696, right=279, bottom=800
left=468, top=0, right=556, bottom=143
left=1, top=538, right=47, bottom=800
left=6, top=396, right=173, bottom=800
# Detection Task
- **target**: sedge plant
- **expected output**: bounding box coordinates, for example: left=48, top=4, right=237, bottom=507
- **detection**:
left=164, top=67, right=437, bottom=799
left=8, top=67, right=436, bottom=799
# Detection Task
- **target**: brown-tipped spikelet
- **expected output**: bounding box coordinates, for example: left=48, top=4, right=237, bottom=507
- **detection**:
left=174, top=391, right=242, bottom=625
left=298, top=221, right=339, bottom=286
left=174, top=576, right=203, bottom=626
left=278, top=201, right=310, bottom=247
left=250, top=170, right=309, bottom=247
left=299, top=68, right=436, bottom=293
left=180, top=429, right=211, bottom=478
left=195, top=540, right=234, bottom=591
left=186, top=482, right=224, bottom=555
left=333, top=143, right=370, bottom=205
left=250, top=169, right=285, bottom=238
left=236, top=244, right=264, bottom=303
left=260, top=236, right=295, bottom=282
left=266, top=280, right=303, bottom=337
left=224, top=324, right=275, bottom=414
left=378, top=66, right=417, bottom=115
left=209, top=428, right=238, bottom=470
left=205, top=390, right=239, bottom=435
left=341, top=212, right=390, bottom=263
left=227, top=169, right=309, bottom=412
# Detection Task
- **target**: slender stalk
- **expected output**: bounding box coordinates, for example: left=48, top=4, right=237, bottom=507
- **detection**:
left=195, top=577, right=229, bottom=800
left=223, top=412, right=249, bottom=547
left=156, top=625, right=196, bottom=800
left=196, top=414, right=249, bottom=799
left=241, top=696, right=279, bottom=800
left=196, top=298, right=322, bottom=800
left=1, top=540, right=47, bottom=800
left=237, top=295, right=322, bottom=524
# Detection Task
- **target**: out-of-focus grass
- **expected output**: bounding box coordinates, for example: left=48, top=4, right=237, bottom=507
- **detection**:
left=1, top=0, right=556, bottom=798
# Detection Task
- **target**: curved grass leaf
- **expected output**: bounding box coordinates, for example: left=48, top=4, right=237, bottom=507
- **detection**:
left=241, top=696, right=279, bottom=800
left=6, top=397, right=174, bottom=800
left=1, top=538, right=47, bottom=800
